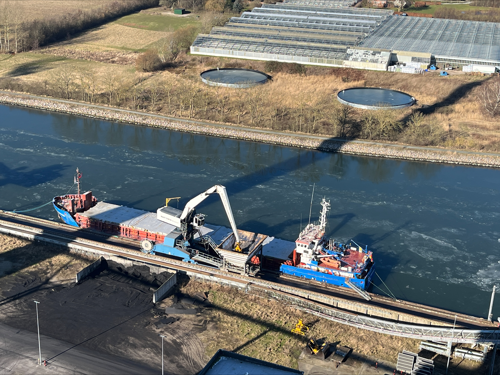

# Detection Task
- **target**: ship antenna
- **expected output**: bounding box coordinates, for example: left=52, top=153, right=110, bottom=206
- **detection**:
left=308, top=183, right=315, bottom=225
left=74, top=168, right=82, bottom=195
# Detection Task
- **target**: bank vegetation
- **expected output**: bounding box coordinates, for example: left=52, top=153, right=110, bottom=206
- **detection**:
left=2, top=55, right=499, bottom=152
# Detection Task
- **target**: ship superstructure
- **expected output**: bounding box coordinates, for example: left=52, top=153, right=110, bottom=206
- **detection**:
left=280, top=198, right=375, bottom=290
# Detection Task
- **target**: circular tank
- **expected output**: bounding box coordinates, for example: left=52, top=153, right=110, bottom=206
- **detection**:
left=200, top=68, right=269, bottom=88
left=337, top=87, right=415, bottom=110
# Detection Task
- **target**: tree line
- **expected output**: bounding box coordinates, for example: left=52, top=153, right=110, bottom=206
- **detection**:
left=0, top=0, right=157, bottom=53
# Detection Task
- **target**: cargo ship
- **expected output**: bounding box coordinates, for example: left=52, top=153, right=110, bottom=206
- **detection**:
left=280, top=199, right=375, bottom=290
left=53, top=169, right=374, bottom=290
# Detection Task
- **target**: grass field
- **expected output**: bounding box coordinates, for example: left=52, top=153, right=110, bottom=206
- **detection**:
left=38, top=10, right=202, bottom=61
left=56, top=23, right=170, bottom=51
left=7, top=0, right=117, bottom=21
left=115, top=12, right=201, bottom=32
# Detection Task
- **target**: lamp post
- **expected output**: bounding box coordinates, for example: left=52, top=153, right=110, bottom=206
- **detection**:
left=160, top=335, right=165, bottom=375
left=34, top=301, right=41, bottom=366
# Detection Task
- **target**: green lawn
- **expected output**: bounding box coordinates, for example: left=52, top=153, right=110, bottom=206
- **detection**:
left=393, top=4, right=492, bottom=15
left=114, top=13, right=201, bottom=32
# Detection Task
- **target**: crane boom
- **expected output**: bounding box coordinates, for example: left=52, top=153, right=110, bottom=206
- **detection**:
left=157, top=185, right=240, bottom=245
left=179, top=185, right=240, bottom=244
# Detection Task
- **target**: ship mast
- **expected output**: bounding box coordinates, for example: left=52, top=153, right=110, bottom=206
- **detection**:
left=74, top=168, right=82, bottom=195
left=319, top=198, right=330, bottom=232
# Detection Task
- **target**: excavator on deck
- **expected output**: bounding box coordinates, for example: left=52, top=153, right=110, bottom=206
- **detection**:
left=156, top=184, right=242, bottom=252
left=138, top=185, right=266, bottom=276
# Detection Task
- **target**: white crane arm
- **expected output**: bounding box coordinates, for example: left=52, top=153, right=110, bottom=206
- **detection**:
left=180, top=185, right=240, bottom=244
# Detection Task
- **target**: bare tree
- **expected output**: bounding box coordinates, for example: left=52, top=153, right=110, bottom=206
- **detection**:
left=247, top=89, right=264, bottom=126
left=330, top=101, right=353, bottom=138
left=156, top=25, right=198, bottom=64
left=480, top=78, right=500, bottom=117
left=1, top=0, right=12, bottom=52
left=51, top=64, right=76, bottom=99
left=76, top=67, right=90, bottom=101
left=149, top=78, right=164, bottom=111
left=360, top=107, right=402, bottom=140
left=129, top=79, right=143, bottom=110
left=204, top=0, right=225, bottom=12
left=162, top=78, right=175, bottom=114
left=200, top=12, right=230, bottom=34
left=10, top=1, right=23, bottom=53
left=86, top=69, right=99, bottom=104
left=103, top=71, right=119, bottom=105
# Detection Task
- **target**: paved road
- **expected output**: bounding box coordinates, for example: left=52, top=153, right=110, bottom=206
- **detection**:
left=0, top=322, right=158, bottom=375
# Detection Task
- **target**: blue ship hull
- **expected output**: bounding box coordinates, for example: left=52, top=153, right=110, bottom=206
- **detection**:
left=53, top=201, right=79, bottom=227
left=280, top=263, right=375, bottom=290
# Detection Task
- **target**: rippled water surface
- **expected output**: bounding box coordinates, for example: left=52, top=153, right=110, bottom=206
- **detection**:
left=1, top=104, right=499, bottom=318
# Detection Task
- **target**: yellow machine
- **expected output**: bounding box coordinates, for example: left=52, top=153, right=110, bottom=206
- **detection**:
left=165, top=197, right=181, bottom=207
left=307, top=338, right=326, bottom=355
left=307, top=338, right=328, bottom=359
left=291, top=319, right=309, bottom=335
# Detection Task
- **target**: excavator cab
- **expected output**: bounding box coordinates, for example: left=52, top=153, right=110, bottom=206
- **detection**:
left=193, top=214, right=205, bottom=227
left=307, top=339, right=330, bottom=359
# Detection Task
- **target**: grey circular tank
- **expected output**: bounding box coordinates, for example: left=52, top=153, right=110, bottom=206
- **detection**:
left=337, top=87, right=415, bottom=110
left=200, top=68, right=269, bottom=88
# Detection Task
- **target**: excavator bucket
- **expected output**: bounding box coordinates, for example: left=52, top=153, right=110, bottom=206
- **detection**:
left=318, top=342, right=330, bottom=360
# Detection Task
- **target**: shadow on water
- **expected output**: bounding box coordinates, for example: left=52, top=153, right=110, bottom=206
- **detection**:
left=44, top=110, right=450, bottom=191
left=0, top=163, right=70, bottom=188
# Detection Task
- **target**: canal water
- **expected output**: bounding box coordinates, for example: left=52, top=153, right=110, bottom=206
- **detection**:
left=1, top=104, right=499, bottom=319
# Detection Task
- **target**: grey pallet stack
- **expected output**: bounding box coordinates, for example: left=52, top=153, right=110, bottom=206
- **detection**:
left=397, top=351, right=415, bottom=374
left=397, top=350, right=434, bottom=375
left=412, top=356, right=434, bottom=375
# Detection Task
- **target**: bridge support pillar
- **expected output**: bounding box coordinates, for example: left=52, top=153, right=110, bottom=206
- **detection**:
left=446, top=341, right=453, bottom=374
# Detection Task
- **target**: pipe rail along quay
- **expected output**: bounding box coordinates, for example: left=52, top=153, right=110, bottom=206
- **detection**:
left=1, top=211, right=499, bottom=344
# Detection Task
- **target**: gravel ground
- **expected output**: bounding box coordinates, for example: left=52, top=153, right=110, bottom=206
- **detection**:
left=0, top=234, right=207, bottom=374
left=1, top=90, right=500, bottom=169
